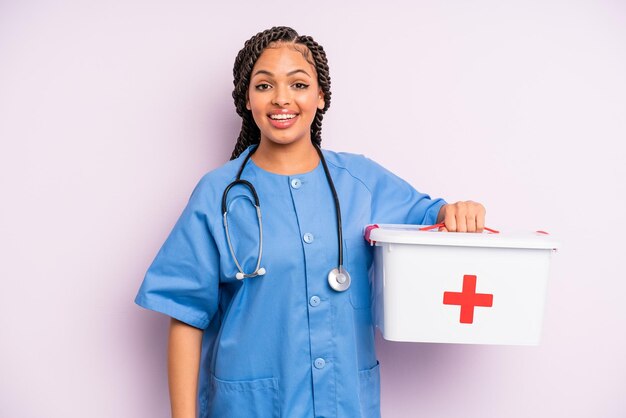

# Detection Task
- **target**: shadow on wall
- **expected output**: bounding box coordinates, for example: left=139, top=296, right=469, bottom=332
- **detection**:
left=376, top=331, right=483, bottom=400
left=130, top=310, right=170, bottom=413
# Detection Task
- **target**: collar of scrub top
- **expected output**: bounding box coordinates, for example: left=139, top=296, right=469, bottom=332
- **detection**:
left=221, top=144, right=351, bottom=291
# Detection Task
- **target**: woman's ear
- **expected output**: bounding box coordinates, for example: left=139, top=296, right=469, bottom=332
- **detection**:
left=245, top=90, right=251, bottom=110
left=317, top=90, right=325, bottom=110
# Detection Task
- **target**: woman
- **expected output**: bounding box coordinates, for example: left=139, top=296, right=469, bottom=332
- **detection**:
left=135, top=26, right=485, bottom=418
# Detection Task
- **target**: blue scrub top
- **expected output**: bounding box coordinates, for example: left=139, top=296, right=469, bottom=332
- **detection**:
left=135, top=147, right=446, bottom=418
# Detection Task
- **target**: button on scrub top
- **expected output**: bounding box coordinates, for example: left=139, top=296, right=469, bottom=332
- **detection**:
left=135, top=147, right=446, bottom=418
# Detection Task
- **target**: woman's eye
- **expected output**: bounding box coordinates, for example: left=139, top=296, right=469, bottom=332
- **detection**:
left=293, top=83, right=309, bottom=89
left=255, top=83, right=271, bottom=91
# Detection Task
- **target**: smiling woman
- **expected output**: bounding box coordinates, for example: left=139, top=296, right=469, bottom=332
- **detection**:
left=230, top=28, right=332, bottom=161
left=245, top=43, right=326, bottom=173
left=134, top=26, right=485, bottom=418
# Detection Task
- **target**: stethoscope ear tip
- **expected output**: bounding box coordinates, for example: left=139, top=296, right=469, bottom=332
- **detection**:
left=235, top=268, right=265, bottom=280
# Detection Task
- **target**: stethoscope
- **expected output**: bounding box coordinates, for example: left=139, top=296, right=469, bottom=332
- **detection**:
left=221, top=143, right=351, bottom=292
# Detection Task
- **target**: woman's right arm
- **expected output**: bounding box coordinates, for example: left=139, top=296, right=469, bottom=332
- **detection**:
left=168, top=318, right=203, bottom=418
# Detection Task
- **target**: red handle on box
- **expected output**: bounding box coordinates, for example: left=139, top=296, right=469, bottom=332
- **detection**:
left=364, top=224, right=380, bottom=245
left=418, top=223, right=500, bottom=234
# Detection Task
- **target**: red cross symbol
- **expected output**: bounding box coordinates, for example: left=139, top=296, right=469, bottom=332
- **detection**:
left=443, top=275, right=493, bottom=324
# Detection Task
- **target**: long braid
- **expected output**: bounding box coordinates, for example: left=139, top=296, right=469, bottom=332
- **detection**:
left=231, top=113, right=258, bottom=161
left=230, top=27, right=332, bottom=159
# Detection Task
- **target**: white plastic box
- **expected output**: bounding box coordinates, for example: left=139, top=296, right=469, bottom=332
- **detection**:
left=366, top=224, right=559, bottom=345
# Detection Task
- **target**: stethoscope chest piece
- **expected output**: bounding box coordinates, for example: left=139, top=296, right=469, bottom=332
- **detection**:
left=328, top=266, right=351, bottom=292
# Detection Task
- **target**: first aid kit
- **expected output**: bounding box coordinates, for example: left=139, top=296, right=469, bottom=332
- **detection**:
left=364, top=224, right=559, bottom=345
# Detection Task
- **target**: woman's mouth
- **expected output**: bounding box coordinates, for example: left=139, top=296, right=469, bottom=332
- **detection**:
left=268, top=112, right=298, bottom=129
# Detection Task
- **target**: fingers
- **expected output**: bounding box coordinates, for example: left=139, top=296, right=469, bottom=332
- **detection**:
left=476, top=204, right=486, bottom=233
left=456, top=203, right=467, bottom=232
left=444, top=207, right=457, bottom=232
left=442, top=201, right=486, bottom=233
left=466, top=212, right=476, bottom=233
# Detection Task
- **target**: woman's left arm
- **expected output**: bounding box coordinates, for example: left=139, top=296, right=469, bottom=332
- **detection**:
left=437, top=201, right=486, bottom=233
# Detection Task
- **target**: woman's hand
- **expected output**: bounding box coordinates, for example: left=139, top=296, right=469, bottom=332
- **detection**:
left=436, top=201, right=486, bottom=232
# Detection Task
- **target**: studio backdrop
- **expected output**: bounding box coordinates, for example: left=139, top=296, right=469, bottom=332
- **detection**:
left=1, top=1, right=625, bottom=417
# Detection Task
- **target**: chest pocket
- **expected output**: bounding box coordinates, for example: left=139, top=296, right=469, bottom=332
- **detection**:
left=345, top=238, right=374, bottom=309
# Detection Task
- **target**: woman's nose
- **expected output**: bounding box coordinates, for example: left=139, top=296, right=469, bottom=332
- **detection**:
left=271, top=85, right=291, bottom=106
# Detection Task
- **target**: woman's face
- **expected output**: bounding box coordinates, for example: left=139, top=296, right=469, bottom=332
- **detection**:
left=246, top=43, right=325, bottom=148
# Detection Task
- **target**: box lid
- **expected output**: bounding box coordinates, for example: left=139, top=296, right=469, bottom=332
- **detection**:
left=366, top=224, right=559, bottom=250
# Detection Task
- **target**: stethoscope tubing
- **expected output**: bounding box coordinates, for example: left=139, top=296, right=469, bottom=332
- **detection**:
left=312, top=144, right=344, bottom=269
left=222, top=144, right=347, bottom=288
left=222, top=176, right=264, bottom=279
left=223, top=205, right=264, bottom=279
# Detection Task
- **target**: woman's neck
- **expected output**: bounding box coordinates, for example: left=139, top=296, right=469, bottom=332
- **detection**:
left=251, top=140, right=320, bottom=175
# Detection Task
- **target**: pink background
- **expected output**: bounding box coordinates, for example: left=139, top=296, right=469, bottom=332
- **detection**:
left=1, top=1, right=625, bottom=417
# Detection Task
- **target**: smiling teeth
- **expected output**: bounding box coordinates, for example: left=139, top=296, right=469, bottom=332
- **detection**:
left=270, top=114, right=296, bottom=120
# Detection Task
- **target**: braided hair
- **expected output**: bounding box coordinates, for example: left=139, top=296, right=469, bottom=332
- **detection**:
left=230, top=26, right=332, bottom=160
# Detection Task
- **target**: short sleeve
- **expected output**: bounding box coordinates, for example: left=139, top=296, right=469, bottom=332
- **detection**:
left=134, top=182, right=219, bottom=330
left=367, top=158, right=446, bottom=225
